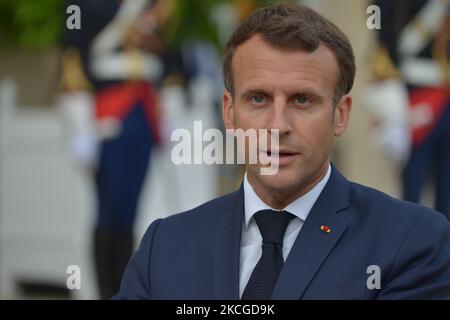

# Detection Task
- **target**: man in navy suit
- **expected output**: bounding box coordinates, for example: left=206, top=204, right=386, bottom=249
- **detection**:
left=115, top=4, right=450, bottom=299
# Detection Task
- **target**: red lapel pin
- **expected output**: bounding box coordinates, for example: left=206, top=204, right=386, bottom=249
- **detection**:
left=320, top=225, right=331, bottom=233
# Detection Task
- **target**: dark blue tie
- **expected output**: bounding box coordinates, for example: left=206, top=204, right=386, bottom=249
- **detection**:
left=242, top=209, right=295, bottom=300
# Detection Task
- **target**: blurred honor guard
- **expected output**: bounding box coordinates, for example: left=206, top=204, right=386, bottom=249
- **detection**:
left=368, top=0, right=450, bottom=218
left=60, top=0, right=164, bottom=298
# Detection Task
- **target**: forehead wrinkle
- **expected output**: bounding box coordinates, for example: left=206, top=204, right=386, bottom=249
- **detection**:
left=232, top=37, right=339, bottom=98
left=238, top=69, right=327, bottom=98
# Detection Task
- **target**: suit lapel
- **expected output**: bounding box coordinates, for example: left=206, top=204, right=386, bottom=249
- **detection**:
left=271, top=165, right=350, bottom=299
left=211, top=185, right=244, bottom=299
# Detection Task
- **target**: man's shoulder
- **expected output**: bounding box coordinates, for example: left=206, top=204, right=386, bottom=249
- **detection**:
left=347, top=180, right=449, bottom=230
left=157, top=188, right=240, bottom=228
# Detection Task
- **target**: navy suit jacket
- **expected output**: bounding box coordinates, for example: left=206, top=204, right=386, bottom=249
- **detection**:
left=115, top=165, right=450, bottom=299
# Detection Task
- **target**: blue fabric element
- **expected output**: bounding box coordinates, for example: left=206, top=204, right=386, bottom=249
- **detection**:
left=114, top=164, right=450, bottom=300
left=95, top=102, right=153, bottom=230
left=403, top=102, right=450, bottom=218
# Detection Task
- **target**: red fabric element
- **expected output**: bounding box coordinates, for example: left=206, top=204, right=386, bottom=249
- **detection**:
left=409, top=86, right=449, bottom=147
left=95, top=82, right=162, bottom=144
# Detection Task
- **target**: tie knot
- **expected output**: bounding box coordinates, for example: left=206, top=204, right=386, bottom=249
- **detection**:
left=253, top=210, right=295, bottom=245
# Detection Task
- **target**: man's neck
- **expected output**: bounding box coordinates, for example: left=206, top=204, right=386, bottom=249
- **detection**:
left=247, top=163, right=330, bottom=210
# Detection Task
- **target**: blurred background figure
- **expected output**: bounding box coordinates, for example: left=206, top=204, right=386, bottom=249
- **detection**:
left=60, top=0, right=165, bottom=299
left=367, top=0, right=450, bottom=219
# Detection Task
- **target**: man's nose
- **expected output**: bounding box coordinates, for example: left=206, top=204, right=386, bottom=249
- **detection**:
left=267, top=99, right=292, bottom=135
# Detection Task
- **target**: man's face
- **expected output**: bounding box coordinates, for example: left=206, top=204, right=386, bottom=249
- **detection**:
left=222, top=35, right=351, bottom=204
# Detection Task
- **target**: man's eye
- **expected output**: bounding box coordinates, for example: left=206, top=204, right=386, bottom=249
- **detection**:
left=249, top=95, right=266, bottom=104
left=295, top=96, right=311, bottom=104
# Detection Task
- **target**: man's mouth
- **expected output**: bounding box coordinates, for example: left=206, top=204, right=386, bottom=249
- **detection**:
left=266, top=149, right=299, bottom=156
left=261, top=148, right=300, bottom=166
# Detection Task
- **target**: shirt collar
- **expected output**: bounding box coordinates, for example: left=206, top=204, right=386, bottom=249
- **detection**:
left=243, top=163, right=332, bottom=230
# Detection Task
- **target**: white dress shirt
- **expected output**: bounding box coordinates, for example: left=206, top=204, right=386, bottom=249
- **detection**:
left=239, top=163, right=332, bottom=298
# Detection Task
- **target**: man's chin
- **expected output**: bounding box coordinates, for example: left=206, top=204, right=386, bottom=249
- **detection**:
left=251, top=166, right=302, bottom=192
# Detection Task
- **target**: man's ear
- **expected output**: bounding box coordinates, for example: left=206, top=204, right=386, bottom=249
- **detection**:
left=222, top=90, right=235, bottom=130
left=333, top=94, right=352, bottom=137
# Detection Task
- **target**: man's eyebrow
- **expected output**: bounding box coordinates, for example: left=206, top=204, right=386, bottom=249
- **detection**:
left=290, top=88, right=324, bottom=101
left=239, top=88, right=272, bottom=100
left=239, top=87, right=325, bottom=101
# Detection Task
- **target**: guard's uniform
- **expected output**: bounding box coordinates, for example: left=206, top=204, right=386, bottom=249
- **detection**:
left=62, top=0, right=162, bottom=298
left=373, top=0, right=450, bottom=218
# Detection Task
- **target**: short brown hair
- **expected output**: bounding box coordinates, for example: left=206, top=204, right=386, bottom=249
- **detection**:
left=223, top=3, right=355, bottom=105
